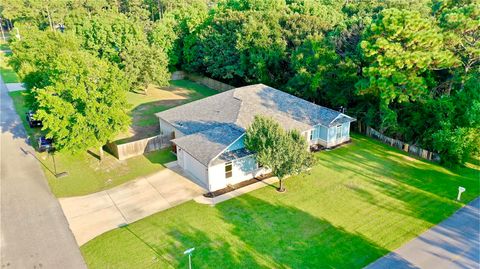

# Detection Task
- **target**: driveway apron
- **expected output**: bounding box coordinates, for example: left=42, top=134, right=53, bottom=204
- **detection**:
left=59, top=164, right=204, bottom=246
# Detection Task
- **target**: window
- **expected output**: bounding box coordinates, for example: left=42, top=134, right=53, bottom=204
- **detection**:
left=310, top=130, right=313, bottom=140
left=225, top=162, right=232, bottom=178
left=257, top=162, right=264, bottom=169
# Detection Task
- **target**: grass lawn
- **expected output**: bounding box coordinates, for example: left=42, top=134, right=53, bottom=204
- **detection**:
left=0, top=49, right=20, bottom=83
left=9, top=90, right=176, bottom=197
left=81, top=134, right=479, bottom=268
left=116, top=79, right=218, bottom=144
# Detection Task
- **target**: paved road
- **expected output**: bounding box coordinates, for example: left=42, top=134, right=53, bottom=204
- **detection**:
left=59, top=163, right=204, bottom=246
left=0, top=76, right=86, bottom=268
left=366, top=197, right=480, bottom=269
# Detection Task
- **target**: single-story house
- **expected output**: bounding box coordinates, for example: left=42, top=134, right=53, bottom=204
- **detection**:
left=156, top=84, right=355, bottom=192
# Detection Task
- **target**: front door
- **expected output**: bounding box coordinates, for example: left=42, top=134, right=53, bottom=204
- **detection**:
left=336, top=125, right=342, bottom=143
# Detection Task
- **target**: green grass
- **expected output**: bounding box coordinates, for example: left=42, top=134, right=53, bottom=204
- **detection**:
left=125, top=80, right=217, bottom=109
left=0, top=50, right=20, bottom=83
left=0, top=42, right=10, bottom=50
left=41, top=149, right=176, bottom=197
left=8, top=90, right=176, bottom=197
left=169, top=79, right=219, bottom=98
left=117, top=79, right=218, bottom=143
left=81, top=135, right=480, bottom=268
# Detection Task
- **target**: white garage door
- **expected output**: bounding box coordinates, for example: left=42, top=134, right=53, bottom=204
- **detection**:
left=180, top=148, right=208, bottom=189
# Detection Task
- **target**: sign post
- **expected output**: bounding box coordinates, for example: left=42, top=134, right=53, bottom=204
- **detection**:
left=183, top=247, right=195, bottom=269
left=457, top=186, right=466, bottom=201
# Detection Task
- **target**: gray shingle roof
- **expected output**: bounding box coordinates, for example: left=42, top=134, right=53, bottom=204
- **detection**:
left=158, top=84, right=356, bottom=166
left=171, top=124, right=244, bottom=166
left=211, top=148, right=253, bottom=165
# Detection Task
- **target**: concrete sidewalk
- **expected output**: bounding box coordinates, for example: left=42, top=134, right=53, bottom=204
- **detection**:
left=59, top=163, right=204, bottom=246
left=366, top=197, right=480, bottom=269
left=4, top=82, right=25, bottom=92
left=1, top=75, right=86, bottom=268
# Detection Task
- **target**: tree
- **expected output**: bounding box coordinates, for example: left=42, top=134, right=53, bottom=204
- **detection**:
left=71, top=11, right=146, bottom=65
left=287, top=34, right=357, bottom=107
left=356, top=8, right=458, bottom=132
left=34, top=50, right=130, bottom=155
left=433, top=0, right=480, bottom=88
left=149, top=0, right=208, bottom=68
left=121, top=43, right=170, bottom=93
left=9, top=26, right=80, bottom=90
left=245, top=115, right=315, bottom=192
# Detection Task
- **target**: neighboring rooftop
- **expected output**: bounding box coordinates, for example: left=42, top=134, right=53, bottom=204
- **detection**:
left=156, top=84, right=355, bottom=135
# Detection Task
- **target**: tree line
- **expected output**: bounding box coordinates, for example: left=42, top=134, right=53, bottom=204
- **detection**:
left=1, top=0, right=478, bottom=165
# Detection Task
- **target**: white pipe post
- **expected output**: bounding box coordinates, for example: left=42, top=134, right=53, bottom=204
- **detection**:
left=183, top=247, right=195, bottom=269
left=457, top=186, right=466, bottom=201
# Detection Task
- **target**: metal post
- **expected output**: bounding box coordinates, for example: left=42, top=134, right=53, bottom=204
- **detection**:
left=183, top=248, right=195, bottom=269
left=51, top=151, right=57, bottom=176
left=15, top=27, right=21, bottom=40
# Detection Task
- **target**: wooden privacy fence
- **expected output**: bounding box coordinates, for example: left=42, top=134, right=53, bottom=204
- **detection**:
left=106, top=134, right=173, bottom=160
left=366, top=127, right=441, bottom=162
left=171, top=71, right=235, bottom=92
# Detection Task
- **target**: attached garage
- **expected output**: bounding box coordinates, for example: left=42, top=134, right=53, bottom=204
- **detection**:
left=176, top=147, right=208, bottom=189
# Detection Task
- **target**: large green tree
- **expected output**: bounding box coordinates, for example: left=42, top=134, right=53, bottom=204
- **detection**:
left=34, top=50, right=130, bottom=154
left=356, top=8, right=457, bottom=132
left=245, top=116, right=315, bottom=192
left=121, top=44, right=171, bottom=93
left=71, top=11, right=146, bottom=65
left=9, top=27, right=80, bottom=90
left=433, top=0, right=479, bottom=87
left=149, top=0, right=208, bottom=68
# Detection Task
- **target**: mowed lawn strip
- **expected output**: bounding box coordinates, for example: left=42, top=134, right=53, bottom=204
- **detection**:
left=0, top=50, right=20, bottom=83
left=81, top=134, right=480, bottom=268
left=8, top=90, right=176, bottom=197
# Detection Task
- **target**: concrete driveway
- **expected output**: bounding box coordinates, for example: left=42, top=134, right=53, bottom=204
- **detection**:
left=59, top=163, right=204, bottom=246
left=366, top=197, right=480, bottom=269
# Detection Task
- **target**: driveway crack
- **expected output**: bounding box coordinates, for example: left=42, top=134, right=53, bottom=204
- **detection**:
left=105, top=190, right=129, bottom=224
left=144, top=176, right=173, bottom=207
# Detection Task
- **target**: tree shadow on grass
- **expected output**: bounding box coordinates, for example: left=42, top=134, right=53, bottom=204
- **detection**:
left=126, top=223, right=267, bottom=268
left=216, top=195, right=389, bottom=268
left=316, top=137, right=479, bottom=225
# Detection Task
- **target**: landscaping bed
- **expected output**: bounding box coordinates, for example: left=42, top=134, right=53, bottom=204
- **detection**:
left=203, top=173, right=274, bottom=198
left=81, top=134, right=480, bottom=268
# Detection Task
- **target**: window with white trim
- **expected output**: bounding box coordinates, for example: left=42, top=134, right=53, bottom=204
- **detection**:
left=225, top=162, right=232, bottom=178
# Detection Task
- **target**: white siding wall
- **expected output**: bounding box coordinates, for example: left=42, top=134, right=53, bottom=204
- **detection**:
left=207, top=156, right=268, bottom=192
left=326, top=122, right=351, bottom=147
left=159, top=118, right=184, bottom=138
left=159, top=118, right=175, bottom=136
left=207, top=163, right=226, bottom=191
